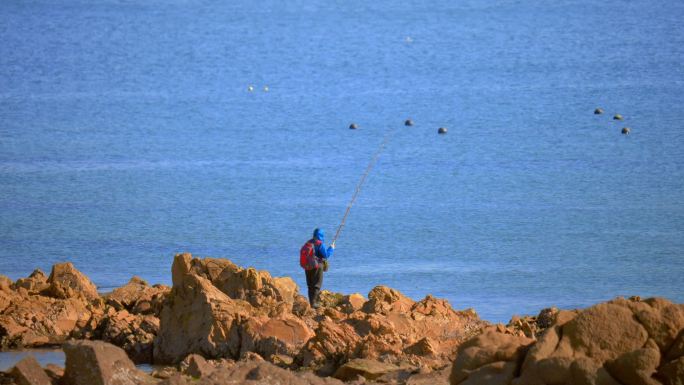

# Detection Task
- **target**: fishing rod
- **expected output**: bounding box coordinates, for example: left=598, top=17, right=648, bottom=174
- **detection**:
left=332, top=127, right=396, bottom=246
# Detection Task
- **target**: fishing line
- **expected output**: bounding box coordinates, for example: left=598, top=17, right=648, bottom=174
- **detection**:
left=332, top=126, right=397, bottom=245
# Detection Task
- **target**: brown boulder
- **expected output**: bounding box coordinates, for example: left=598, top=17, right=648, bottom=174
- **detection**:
left=633, top=297, right=684, bottom=352
left=0, top=275, right=12, bottom=292
left=153, top=257, right=252, bottom=363
left=407, top=367, right=451, bottom=385
left=173, top=253, right=299, bottom=310
left=341, top=293, right=366, bottom=313
left=9, top=355, right=51, bottom=385
left=298, top=318, right=361, bottom=371
left=180, top=354, right=215, bottom=378
left=605, top=339, right=661, bottom=385
left=106, top=276, right=169, bottom=316
left=189, top=359, right=344, bottom=385
left=45, top=262, right=99, bottom=300
left=62, top=340, right=156, bottom=385
left=299, top=288, right=486, bottom=374
left=156, top=254, right=312, bottom=364
left=0, top=295, right=91, bottom=348
left=44, top=364, right=64, bottom=383
left=657, top=356, right=684, bottom=385
left=514, top=301, right=649, bottom=384
left=333, top=358, right=401, bottom=381
left=450, top=327, right=533, bottom=385
left=239, top=315, right=314, bottom=359
left=362, top=286, right=415, bottom=314
left=100, top=309, right=159, bottom=363
left=14, top=270, right=49, bottom=295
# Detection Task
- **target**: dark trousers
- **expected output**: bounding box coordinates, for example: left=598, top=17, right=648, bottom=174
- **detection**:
left=305, top=267, right=324, bottom=306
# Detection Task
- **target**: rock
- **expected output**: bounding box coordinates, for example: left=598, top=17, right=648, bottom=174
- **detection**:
left=665, top=330, right=684, bottom=361
left=657, top=356, right=684, bottom=385
left=341, top=293, right=366, bottom=313
left=405, top=119, right=414, bottom=126
left=180, top=354, right=215, bottom=378
left=157, top=254, right=317, bottom=365
left=507, top=297, right=684, bottom=384
left=0, top=275, right=12, bottom=292
left=536, top=307, right=559, bottom=329
left=62, top=340, right=156, bottom=385
left=159, top=361, right=343, bottom=385
left=622, top=127, right=631, bottom=135
left=333, top=358, right=401, bottom=381
left=0, top=294, right=92, bottom=348
left=450, top=327, right=533, bottom=385
left=405, top=337, right=437, bottom=356
left=632, top=297, right=684, bottom=353
left=153, top=270, right=250, bottom=364
left=318, top=291, right=345, bottom=309
left=100, top=310, right=158, bottom=364
left=349, top=123, right=359, bottom=130
left=9, top=355, right=52, bottom=385
left=438, top=127, right=447, bottom=134
left=239, top=315, right=314, bottom=359
left=505, top=307, right=561, bottom=339
left=106, top=276, right=169, bottom=316
left=180, top=359, right=344, bottom=385
left=44, top=364, right=64, bottom=383
left=298, top=318, right=361, bottom=372
left=157, top=374, right=189, bottom=385
left=605, top=339, right=661, bottom=385
left=45, top=262, right=99, bottom=300
left=594, top=108, right=604, bottom=114
left=300, top=288, right=486, bottom=375
left=407, top=367, right=451, bottom=385
left=292, top=295, right=311, bottom=317
left=176, top=253, right=299, bottom=310
left=614, top=114, right=624, bottom=120
left=362, top=286, right=414, bottom=315
left=151, top=366, right=178, bottom=379
left=14, top=270, right=49, bottom=295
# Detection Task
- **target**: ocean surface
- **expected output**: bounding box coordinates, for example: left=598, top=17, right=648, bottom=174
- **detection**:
left=1, top=0, right=683, bottom=324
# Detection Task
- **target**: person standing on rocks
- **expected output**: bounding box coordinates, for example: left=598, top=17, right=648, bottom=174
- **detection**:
left=300, top=228, right=335, bottom=308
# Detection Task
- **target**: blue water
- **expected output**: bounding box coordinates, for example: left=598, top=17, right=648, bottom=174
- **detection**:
left=1, top=0, right=683, bottom=323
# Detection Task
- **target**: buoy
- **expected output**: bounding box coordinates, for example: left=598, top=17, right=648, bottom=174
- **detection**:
left=594, top=108, right=604, bottom=115
left=622, top=127, right=631, bottom=135
left=349, top=123, right=359, bottom=130
left=438, top=127, right=447, bottom=134
left=405, top=36, right=413, bottom=43
left=247, top=85, right=254, bottom=92
left=613, top=114, right=623, bottom=120
left=263, top=86, right=269, bottom=92
left=404, top=119, right=414, bottom=126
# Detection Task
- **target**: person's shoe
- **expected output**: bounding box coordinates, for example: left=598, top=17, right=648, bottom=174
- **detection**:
left=312, top=302, right=321, bottom=309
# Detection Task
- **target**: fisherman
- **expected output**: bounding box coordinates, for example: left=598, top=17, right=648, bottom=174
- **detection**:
left=300, top=228, right=335, bottom=308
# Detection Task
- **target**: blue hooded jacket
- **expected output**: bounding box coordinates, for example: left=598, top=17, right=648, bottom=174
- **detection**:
left=312, top=228, right=334, bottom=260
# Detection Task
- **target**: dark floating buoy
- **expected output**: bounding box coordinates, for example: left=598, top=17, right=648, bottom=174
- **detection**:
left=438, top=127, right=448, bottom=134
left=349, top=123, right=358, bottom=130
left=622, top=127, right=631, bottom=135
left=594, top=108, right=604, bottom=115
left=613, top=114, right=624, bottom=120
left=404, top=119, right=414, bottom=126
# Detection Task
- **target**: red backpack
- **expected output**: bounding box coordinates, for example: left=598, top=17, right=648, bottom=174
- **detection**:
left=300, top=240, right=321, bottom=270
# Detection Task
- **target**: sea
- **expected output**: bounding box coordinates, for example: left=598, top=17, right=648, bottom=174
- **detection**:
left=1, top=0, right=683, bottom=330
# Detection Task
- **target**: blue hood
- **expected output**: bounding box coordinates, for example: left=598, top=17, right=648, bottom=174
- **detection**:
left=313, top=228, right=325, bottom=242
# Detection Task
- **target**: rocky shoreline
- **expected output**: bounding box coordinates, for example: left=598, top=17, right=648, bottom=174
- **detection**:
left=1, top=253, right=682, bottom=385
